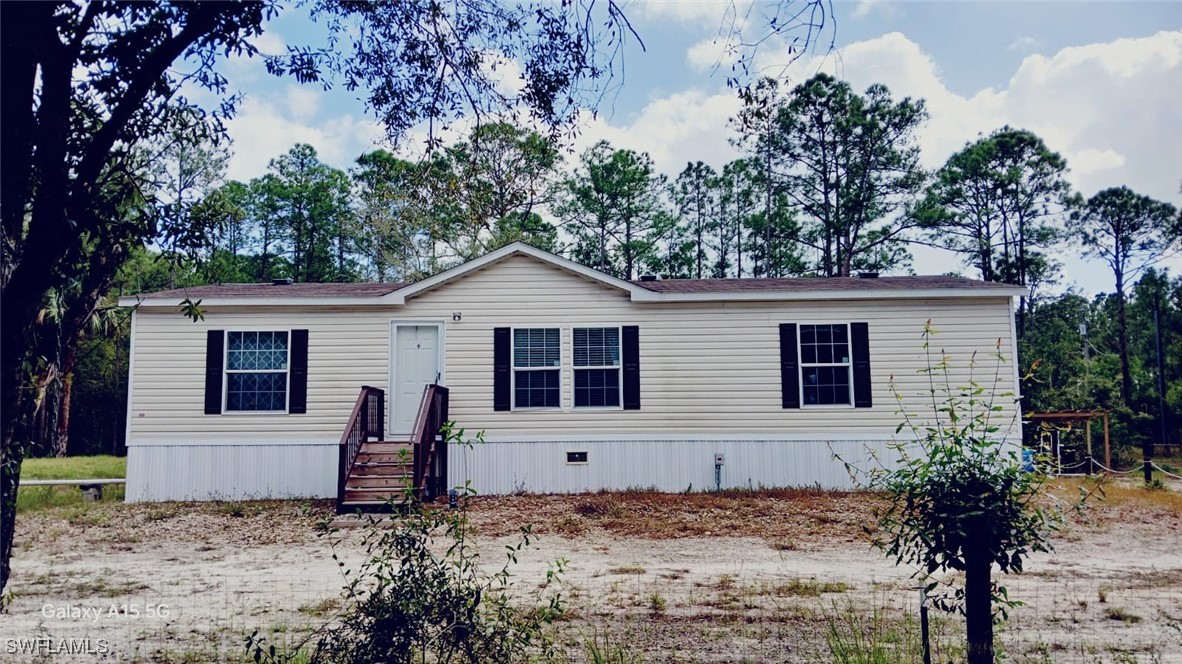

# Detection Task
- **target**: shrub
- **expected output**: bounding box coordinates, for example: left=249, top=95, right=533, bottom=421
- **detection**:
left=857, top=323, right=1068, bottom=664
left=247, top=428, right=566, bottom=663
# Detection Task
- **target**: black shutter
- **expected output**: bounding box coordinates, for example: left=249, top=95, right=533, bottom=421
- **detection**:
left=288, top=329, right=309, bottom=414
left=779, top=323, right=800, bottom=409
left=493, top=327, right=511, bottom=411
left=204, top=330, right=224, bottom=415
left=851, top=322, right=872, bottom=408
left=622, top=325, right=640, bottom=410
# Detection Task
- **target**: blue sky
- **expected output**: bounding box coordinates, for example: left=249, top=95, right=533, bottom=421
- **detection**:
left=211, top=1, right=1182, bottom=293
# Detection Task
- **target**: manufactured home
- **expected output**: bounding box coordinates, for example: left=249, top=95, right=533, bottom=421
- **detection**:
left=119, top=243, right=1024, bottom=509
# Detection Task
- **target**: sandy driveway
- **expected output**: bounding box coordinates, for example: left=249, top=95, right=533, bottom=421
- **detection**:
left=4, top=486, right=1180, bottom=663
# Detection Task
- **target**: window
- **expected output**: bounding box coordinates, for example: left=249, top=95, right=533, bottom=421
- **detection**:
left=513, top=328, right=560, bottom=408
left=573, top=327, right=620, bottom=408
left=225, top=331, right=289, bottom=411
left=799, top=324, right=852, bottom=406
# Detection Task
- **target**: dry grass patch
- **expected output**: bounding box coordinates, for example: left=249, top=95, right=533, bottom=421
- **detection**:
left=1046, top=477, right=1182, bottom=511
left=465, top=487, right=879, bottom=544
left=1043, top=477, right=1182, bottom=540
left=765, top=578, right=851, bottom=598
left=14, top=499, right=336, bottom=552
left=1103, top=606, right=1143, bottom=623
left=607, top=565, right=646, bottom=575
left=298, top=596, right=342, bottom=618
left=65, top=577, right=151, bottom=598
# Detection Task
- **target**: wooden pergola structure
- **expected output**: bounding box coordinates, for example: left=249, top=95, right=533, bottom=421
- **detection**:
left=1026, top=410, right=1111, bottom=471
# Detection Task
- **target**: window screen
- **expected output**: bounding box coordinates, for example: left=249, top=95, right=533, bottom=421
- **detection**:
left=574, top=328, right=620, bottom=408
left=513, top=328, right=560, bottom=408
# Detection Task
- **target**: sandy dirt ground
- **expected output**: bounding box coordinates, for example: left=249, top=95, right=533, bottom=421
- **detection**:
left=3, top=483, right=1180, bottom=663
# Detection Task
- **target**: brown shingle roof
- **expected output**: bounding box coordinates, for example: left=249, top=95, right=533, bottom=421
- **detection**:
left=133, top=274, right=1013, bottom=301
left=136, top=282, right=406, bottom=299
left=632, top=275, right=1012, bottom=293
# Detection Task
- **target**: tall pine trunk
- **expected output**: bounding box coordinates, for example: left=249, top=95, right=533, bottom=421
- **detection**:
left=1116, top=272, right=1132, bottom=405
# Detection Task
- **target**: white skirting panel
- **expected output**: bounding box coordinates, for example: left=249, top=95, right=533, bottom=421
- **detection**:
left=447, top=438, right=903, bottom=495
left=126, top=443, right=338, bottom=502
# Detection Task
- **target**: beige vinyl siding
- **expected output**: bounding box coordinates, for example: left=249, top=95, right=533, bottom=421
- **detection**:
left=405, top=255, right=1019, bottom=436
left=128, top=254, right=1019, bottom=444
left=129, top=311, right=392, bottom=440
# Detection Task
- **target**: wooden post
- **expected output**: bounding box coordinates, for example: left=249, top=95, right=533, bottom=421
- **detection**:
left=1104, top=413, right=1111, bottom=469
left=1086, top=418, right=1094, bottom=475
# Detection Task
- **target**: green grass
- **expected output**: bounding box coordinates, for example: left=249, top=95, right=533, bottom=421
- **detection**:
left=18, top=455, right=126, bottom=512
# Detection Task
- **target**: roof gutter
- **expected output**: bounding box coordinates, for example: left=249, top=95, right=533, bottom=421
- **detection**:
left=117, top=295, right=399, bottom=309
left=629, top=286, right=1025, bottom=302
left=120, top=285, right=1024, bottom=309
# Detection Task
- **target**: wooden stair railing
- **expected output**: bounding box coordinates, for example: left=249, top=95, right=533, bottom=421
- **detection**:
left=337, top=384, right=450, bottom=512
left=410, top=384, right=450, bottom=501
left=336, top=386, right=385, bottom=512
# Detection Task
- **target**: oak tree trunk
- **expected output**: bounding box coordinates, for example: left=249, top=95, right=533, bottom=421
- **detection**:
left=55, top=372, right=74, bottom=458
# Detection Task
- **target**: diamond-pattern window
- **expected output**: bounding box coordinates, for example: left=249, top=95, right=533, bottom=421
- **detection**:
left=226, top=331, right=289, bottom=411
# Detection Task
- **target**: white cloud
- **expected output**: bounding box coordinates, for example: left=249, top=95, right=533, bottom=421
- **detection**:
left=1070, top=148, right=1127, bottom=176
left=482, top=51, right=526, bottom=98
left=593, top=29, right=1182, bottom=201
left=224, top=96, right=385, bottom=180
left=249, top=31, right=287, bottom=57
left=752, top=30, right=1182, bottom=201
left=221, top=30, right=287, bottom=83
left=215, top=24, right=1181, bottom=290
left=1008, top=36, right=1039, bottom=52
left=284, top=86, right=322, bottom=122
left=571, top=88, right=742, bottom=176
left=588, top=29, right=1182, bottom=289
left=851, top=0, right=896, bottom=20
left=683, top=2, right=841, bottom=77
left=637, top=1, right=747, bottom=27
left=686, top=37, right=735, bottom=73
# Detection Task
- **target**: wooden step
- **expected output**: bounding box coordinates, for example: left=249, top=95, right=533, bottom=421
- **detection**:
left=362, top=441, right=412, bottom=454
left=355, top=452, right=412, bottom=465
left=349, top=463, right=411, bottom=478
left=339, top=438, right=420, bottom=512
left=344, top=487, right=409, bottom=503
left=338, top=499, right=409, bottom=513
left=338, top=501, right=396, bottom=512
left=346, top=475, right=412, bottom=489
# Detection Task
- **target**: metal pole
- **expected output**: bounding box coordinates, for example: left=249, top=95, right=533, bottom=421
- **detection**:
left=1154, top=299, right=1168, bottom=466
left=920, top=583, right=932, bottom=664
left=1086, top=418, right=1094, bottom=476
left=1148, top=300, right=1167, bottom=479
left=1104, top=414, right=1111, bottom=469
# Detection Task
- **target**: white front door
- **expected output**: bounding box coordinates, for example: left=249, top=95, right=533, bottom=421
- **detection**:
left=392, top=324, right=441, bottom=435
